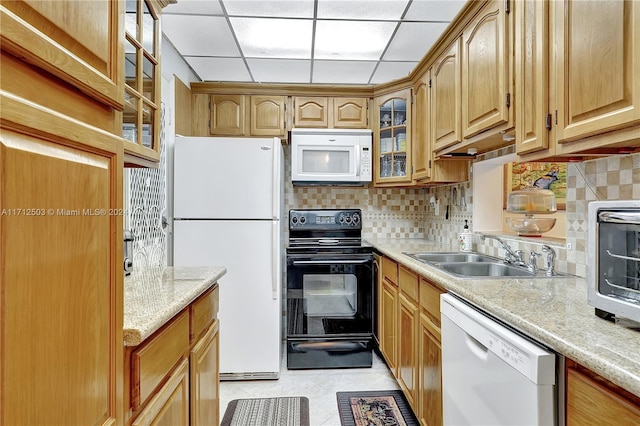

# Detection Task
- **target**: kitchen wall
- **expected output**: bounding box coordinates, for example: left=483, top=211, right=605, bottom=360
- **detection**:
left=285, top=141, right=640, bottom=280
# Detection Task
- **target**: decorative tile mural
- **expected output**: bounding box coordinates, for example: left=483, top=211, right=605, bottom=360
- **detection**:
left=125, top=105, right=168, bottom=269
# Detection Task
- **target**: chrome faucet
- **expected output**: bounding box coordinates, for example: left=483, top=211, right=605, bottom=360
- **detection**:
left=528, top=250, right=541, bottom=274
left=541, top=245, right=556, bottom=276
left=480, top=235, right=525, bottom=266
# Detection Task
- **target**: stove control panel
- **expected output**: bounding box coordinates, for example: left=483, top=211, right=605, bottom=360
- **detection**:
left=289, top=209, right=362, bottom=229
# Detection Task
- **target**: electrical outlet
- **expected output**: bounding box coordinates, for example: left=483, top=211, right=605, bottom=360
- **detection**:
left=566, top=242, right=572, bottom=250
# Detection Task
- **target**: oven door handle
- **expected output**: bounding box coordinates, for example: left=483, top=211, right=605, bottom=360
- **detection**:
left=599, top=211, right=640, bottom=224
left=292, top=259, right=370, bottom=265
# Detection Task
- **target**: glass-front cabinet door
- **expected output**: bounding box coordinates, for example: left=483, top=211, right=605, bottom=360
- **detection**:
left=374, top=89, right=412, bottom=185
left=123, top=0, right=161, bottom=165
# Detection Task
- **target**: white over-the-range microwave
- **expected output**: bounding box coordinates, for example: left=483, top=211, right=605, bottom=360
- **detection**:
left=291, top=128, right=372, bottom=185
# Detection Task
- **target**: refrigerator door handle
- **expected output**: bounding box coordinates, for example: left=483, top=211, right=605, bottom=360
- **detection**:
left=271, top=137, right=279, bottom=219
left=272, top=220, right=278, bottom=300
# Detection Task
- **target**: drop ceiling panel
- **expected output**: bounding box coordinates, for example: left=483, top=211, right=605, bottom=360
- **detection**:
left=223, top=0, right=314, bottom=18
left=247, top=58, right=311, bottom=83
left=163, top=15, right=239, bottom=56
left=383, top=22, right=450, bottom=61
left=231, top=18, right=313, bottom=58
left=185, top=57, right=251, bottom=81
left=369, top=61, right=417, bottom=84
left=314, top=20, right=397, bottom=60
left=313, top=60, right=377, bottom=84
left=163, top=0, right=224, bottom=15
left=316, top=0, right=410, bottom=20
left=161, top=0, right=469, bottom=84
left=404, top=0, right=467, bottom=21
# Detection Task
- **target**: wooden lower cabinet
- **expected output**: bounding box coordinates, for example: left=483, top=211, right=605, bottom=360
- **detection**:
left=380, top=278, right=399, bottom=372
left=126, top=287, right=220, bottom=426
left=133, top=359, right=190, bottom=426
left=419, top=313, right=442, bottom=426
left=378, top=257, right=445, bottom=425
left=398, top=292, right=420, bottom=410
left=190, top=320, right=220, bottom=426
left=566, top=360, right=640, bottom=426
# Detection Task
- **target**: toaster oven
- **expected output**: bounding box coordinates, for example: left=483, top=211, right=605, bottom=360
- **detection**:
left=587, top=200, right=640, bottom=323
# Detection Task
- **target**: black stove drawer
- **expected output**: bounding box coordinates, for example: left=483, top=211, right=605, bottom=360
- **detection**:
left=287, top=338, right=372, bottom=369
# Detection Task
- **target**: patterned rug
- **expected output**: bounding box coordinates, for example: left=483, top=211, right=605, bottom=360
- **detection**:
left=336, top=390, right=419, bottom=426
left=221, top=396, right=310, bottom=426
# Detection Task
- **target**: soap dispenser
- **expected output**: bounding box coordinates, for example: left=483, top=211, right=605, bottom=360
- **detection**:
left=459, top=220, right=473, bottom=252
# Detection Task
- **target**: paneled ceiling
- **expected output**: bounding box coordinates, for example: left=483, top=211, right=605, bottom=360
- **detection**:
left=162, top=0, right=467, bottom=85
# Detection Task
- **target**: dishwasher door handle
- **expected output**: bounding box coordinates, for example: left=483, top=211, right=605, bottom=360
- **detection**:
left=465, top=333, right=489, bottom=361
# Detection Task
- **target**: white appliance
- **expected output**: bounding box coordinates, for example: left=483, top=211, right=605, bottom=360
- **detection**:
left=173, top=136, right=283, bottom=380
left=440, top=294, right=559, bottom=426
left=291, top=128, right=372, bottom=185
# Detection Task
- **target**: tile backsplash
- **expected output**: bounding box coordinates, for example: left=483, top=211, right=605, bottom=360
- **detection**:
left=284, top=144, right=640, bottom=279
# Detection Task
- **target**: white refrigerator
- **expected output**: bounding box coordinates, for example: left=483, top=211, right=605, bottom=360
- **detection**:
left=173, top=136, right=283, bottom=380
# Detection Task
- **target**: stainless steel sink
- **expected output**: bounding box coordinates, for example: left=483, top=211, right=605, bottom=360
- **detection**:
left=404, top=251, right=570, bottom=279
left=437, top=262, right=536, bottom=278
left=406, top=252, right=499, bottom=264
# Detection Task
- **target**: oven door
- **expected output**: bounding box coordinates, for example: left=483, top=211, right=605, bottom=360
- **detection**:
left=286, top=253, right=374, bottom=368
left=286, top=253, right=373, bottom=338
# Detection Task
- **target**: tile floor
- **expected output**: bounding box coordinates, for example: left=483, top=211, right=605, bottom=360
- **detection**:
left=219, top=350, right=400, bottom=425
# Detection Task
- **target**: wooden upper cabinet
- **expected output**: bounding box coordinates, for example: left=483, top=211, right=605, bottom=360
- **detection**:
left=294, top=97, right=329, bottom=127
left=210, top=94, right=246, bottom=136
left=432, top=38, right=462, bottom=153
left=461, top=0, right=512, bottom=138
left=123, top=0, right=162, bottom=165
left=554, top=0, right=640, bottom=145
left=515, top=0, right=550, bottom=155
left=0, top=1, right=123, bottom=109
left=333, top=97, right=368, bottom=128
left=250, top=96, right=286, bottom=136
left=374, top=89, right=412, bottom=185
left=412, top=72, right=431, bottom=182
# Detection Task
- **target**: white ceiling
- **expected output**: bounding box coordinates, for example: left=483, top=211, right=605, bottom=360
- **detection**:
left=162, top=0, right=467, bottom=85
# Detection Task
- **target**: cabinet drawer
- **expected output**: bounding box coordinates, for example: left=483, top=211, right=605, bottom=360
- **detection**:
left=191, top=286, right=219, bottom=341
left=399, top=266, right=419, bottom=302
left=382, top=257, right=398, bottom=285
left=420, top=278, right=444, bottom=325
left=132, top=311, right=189, bottom=410
left=132, top=359, right=190, bottom=426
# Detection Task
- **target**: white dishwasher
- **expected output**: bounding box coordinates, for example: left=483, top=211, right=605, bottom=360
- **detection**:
left=440, top=294, right=559, bottom=426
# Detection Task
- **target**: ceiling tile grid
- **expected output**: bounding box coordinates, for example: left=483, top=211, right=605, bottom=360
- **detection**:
left=162, top=0, right=467, bottom=85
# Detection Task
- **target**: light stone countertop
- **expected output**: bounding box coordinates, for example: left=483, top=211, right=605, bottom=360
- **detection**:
left=123, top=266, right=226, bottom=346
left=368, top=238, right=640, bottom=398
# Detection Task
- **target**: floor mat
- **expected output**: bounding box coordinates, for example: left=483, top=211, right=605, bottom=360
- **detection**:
left=336, top=390, right=418, bottom=426
left=221, top=396, right=310, bottom=426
